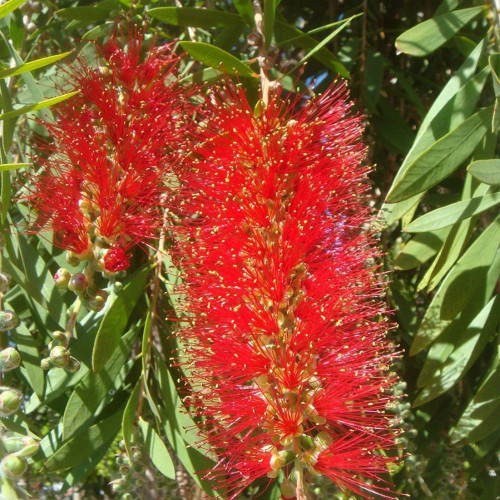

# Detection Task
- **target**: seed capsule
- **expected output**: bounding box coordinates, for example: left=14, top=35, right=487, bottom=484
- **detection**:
left=0, top=347, right=21, bottom=372
left=0, top=310, right=18, bottom=332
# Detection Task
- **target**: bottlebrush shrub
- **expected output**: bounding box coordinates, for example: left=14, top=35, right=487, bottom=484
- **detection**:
left=23, top=32, right=195, bottom=272
left=172, top=82, right=401, bottom=499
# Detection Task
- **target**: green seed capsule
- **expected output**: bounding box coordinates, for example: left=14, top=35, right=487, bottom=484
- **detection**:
left=68, top=273, right=88, bottom=295
left=0, top=390, right=22, bottom=416
left=50, top=346, right=70, bottom=368
left=0, top=347, right=21, bottom=372
left=0, top=310, right=18, bottom=332
left=1, top=455, right=27, bottom=478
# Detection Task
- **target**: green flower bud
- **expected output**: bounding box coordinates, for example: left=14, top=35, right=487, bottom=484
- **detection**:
left=112, top=281, right=123, bottom=293
left=66, top=251, right=80, bottom=267
left=1, top=455, right=27, bottom=478
left=40, top=357, right=53, bottom=370
left=119, top=464, right=130, bottom=476
left=0, top=390, right=22, bottom=416
left=0, top=310, right=18, bottom=332
left=88, top=289, right=108, bottom=312
left=53, top=268, right=71, bottom=289
left=0, top=347, right=21, bottom=372
left=4, top=437, right=38, bottom=458
left=0, top=272, right=11, bottom=293
left=299, top=434, right=314, bottom=451
left=68, top=273, right=88, bottom=295
left=52, top=330, right=69, bottom=348
left=65, top=357, right=81, bottom=373
left=50, top=346, right=69, bottom=368
left=281, top=479, right=296, bottom=499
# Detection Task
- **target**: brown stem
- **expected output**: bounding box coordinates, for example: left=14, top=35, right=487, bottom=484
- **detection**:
left=252, top=0, right=270, bottom=106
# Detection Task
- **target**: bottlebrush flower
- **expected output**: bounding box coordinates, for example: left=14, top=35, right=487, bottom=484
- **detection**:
left=173, top=82, right=401, bottom=498
left=23, top=31, right=195, bottom=272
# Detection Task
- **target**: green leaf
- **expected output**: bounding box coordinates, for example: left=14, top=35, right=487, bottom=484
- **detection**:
left=56, top=7, right=112, bottom=22
left=232, top=0, right=254, bottom=24
left=410, top=216, right=500, bottom=355
left=395, top=227, right=451, bottom=270
left=381, top=40, right=487, bottom=224
left=386, top=106, right=493, bottom=203
left=0, top=0, right=25, bottom=19
left=452, top=355, right=500, bottom=443
left=179, top=41, right=257, bottom=78
left=275, top=20, right=349, bottom=78
left=122, top=379, right=141, bottom=459
left=468, top=160, right=500, bottom=185
left=395, top=7, right=485, bottom=57
left=0, top=91, right=79, bottom=121
left=63, top=328, right=138, bottom=439
left=263, top=0, right=277, bottom=49
left=405, top=192, right=500, bottom=232
left=364, top=49, right=385, bottom=111
left=147, top=7, right=243, bottom=28
left=92, top=266, right=149, bottom=372
left=138, top=418, right=175, bottom=479
left=43, top=410, right=123, bottom=471
left=0, top=52, right=71, bottom=79
left=0, top=162, right=29, bottom=171
left=413, top=296, right=499, bottom=407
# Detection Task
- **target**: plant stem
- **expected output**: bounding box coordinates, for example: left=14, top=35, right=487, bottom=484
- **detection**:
left=253, top=0, right=270, bottom=106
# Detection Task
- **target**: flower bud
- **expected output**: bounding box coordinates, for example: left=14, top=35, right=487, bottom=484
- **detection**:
left=119, top=464, right=130, bottom=475
left=40, top=357, right=53, bottom=370
left=66, top=251, right=80, bottom=267
left=68, top=273, right=88, bottom=295
left=53, top=268, right=71, bottom=289
left=4, top=436, right=39, bottom=458
left=0, top=390, right=22, bottom=416
left=52, top=330, right=69, bottom=348
left=281, top=479, right=296, bottom=499
left=0, top=272, right=11, bottom=292
left=0, top=347, right=21, bottom=372
left=1, top=455, right=27, bottom=478
left=88, top=289, right=108, bottom=312
left=65, top=357, right=81, bottom=373
left=112, top=281, right=123, bottom=293
left=0, top=310, right=18, bottom=332
left=49, top=346, right=69, bottom=368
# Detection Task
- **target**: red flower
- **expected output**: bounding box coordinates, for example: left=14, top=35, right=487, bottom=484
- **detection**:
left=24, top=31, right=195, bottom=270
left=173, top=82, right=401, bottom=498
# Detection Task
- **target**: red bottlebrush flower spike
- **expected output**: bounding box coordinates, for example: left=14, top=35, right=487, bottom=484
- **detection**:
left=23, top=31, right=195, bottom=271
left=172, top=82, right=401, bottom=498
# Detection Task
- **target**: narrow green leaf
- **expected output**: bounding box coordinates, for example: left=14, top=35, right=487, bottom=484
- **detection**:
left=0, top=0, right=25, bottom=19
left=0, top=52, right=71, bottom=79
left=468, top=160, right=500, bottom=185
left=452, top=356, right=500, bottom=443
left=147, top=7, right=243, bottom=27
left=387, top=106, right=493, bottom=203
left=56, top=7, right=111, bottom=22
left=363, top=49, right=385, bottom=111
left=232, top=0, right=254, bottom=24
left=263, top=0, right=277, bottom=49
left=179, top=67, right=223, bottom=85
left=0, top=162, right=29, bottom=171
left=275, top=20, right=349, bottom=78
left=380, top=40, right=486, bottom=224
left=410, top=216, right=500, bottom=355
left=92, top=266, right=149, bottom=372
left=405, top=192, right=500, bottom=232
left=395, top=7, right=485, bottom=57
left=138, top=418, right=175, bottom=479
left=122, top=379, right=141, bottom=459
left=63, top=328, right=138, bottom=439
left=413, top=296, right=499, bottom=407
left=0, top=91, right=79, bottom=121
left=179, top=41, right=257, bottom=78
left=395, top=227, right=451, bottom=270
left=44, top=412, right=123, bottom=472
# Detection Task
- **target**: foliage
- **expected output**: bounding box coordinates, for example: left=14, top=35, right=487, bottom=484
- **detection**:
left=0, top=0, right=498, bottom=499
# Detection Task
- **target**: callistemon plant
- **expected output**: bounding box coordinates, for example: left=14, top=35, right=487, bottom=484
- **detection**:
left=173, top=82, right=401, bottom=499
left=24, top=32, right=194, bottom=273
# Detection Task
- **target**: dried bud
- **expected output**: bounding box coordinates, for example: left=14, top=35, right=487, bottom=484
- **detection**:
left=49, top=346, right=70, bottom=368
left=1, top=455, right=27, bottom=478
left=0, top=310, right=18, bottom=332
left=68, top=273, right=88, bottom=295
left=0, top=347, right=21, bottom=372
left=0, top=272, right=11, bottom=292
left=54, top=268, right=71, bottom=289
left=87, top=289, right=109, bottom=312
left=247, top=31, right=263, bottom=47
left=0, top=390, right=23, bottom=416
left=65, top=356, right=81, bottom=373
